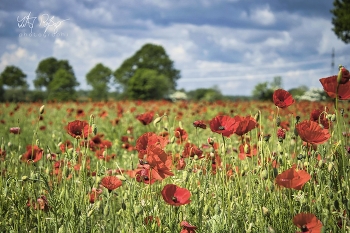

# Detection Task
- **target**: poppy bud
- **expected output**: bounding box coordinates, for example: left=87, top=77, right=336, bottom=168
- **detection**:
left=318, top=159, right=324, bottom=168
left=170, top=136, right=176, bottom=144
left=178, top=121, right=183, bottom=129
left=296, top=116, right=300, bottom=123
left=207, top=137, right=214, bottom=145
left=134, top=206, right=142, bottom=216
left=276, top=116, right=281, bottom=127
left=260, top=170, right=268, bottom=180
left=254, top=111, right=260, bottom=122
left=264, top=135, right=271, bottom=142
left=103, top=205, right=109, bottom=216
left=294, top=128, right=298, bottom=137
left=36, top=139, right=40, bottom=147
left=267, top=226, right=275, bottom=233
left=153, top=116, right=162, bottom=126
left=328, top=162, right=334, bottom=172
left=116, top=175, right=126, bottom=181
left=210, top=152, right=215, bottom=158
left=221, top=144, right=226, bottom=154
left=244, top=144, right=250, bottom=154
left=337, top=65, right=350, bottom=84
left=331, top=114, right=336, bottom=122
left=262, top=206, right=270, bottom=216
left=39, top=105, right=45, bottom=114
left=92, top=124, right=97, bottom=135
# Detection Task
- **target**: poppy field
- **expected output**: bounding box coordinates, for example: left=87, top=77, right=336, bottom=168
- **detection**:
left=1, top=69, right=350, bottom=232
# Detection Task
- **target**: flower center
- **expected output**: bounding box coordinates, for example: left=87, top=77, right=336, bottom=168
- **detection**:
left=218, top=126, right=225, bottom=130
left=172, top=196, right=178, bottom=202
left=301, top=225, right=308, bottom=232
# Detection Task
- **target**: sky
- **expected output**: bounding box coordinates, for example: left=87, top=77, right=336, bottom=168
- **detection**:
left=0, top=0, right=349, bottom=96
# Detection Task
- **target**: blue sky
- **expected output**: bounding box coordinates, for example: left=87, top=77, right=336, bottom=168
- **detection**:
left=0, top=0, right=349, bottom=96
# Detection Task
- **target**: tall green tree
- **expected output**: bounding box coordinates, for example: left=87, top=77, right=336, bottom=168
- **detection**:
left=126, top=68, right=170, bottom=100
left=252, top=76, right=283, bottom=101
left=0, top=65, right=28, bottom=88
left=114, top=43, right=181, bottom=95
left=0, top=65, right=29, bottom=102
left=48, top=69, right=79, bottom=101
left=34, top=57, right=75, bottom=91
left=331, top=0, right=350, bottom=43
left=86, top=63, right=112, bottom=101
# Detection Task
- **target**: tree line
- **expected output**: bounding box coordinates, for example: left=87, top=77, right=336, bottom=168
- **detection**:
left=0, top=44, right=183, bottom=102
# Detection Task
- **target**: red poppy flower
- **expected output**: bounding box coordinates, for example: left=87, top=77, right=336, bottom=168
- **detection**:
left=66, top=120, right=92, bottom=139
left=277, top=128, right=286, bottom=139
left=176, top=157, right=186, bottom=170
left=182, top=143, right=203, bottom=159
left=22, top=145, right=43, bottom=163
left=233, top=115, right=257, bottom=136
left=209, top=115, right=239, bottom=137
left=296, top=120, right=330, bottom=145
left=135, top=167, right=157, bottom=184
left=89, top=134, right=112, bottom=151
left=60, top=140, right=73, bottom=153
left=161, top=184, right=191, bottom=206
left=238, top=143, right=257, bottom=160
left=174, top=127, right=188, bottom=142
left=275, top=167, right=311, bottom=190
left=319, top=75, right=350, bottom=100
left=100, top=176, right=123, bottom=192
left=88, top=188, right=103, bottom=203
left=136, top=112, right=154, bottom=125
left=293, top=213, right=323, bottom=233
left=310, top=109, right=331, bottom=129
left=180, top=221, right=197, bottom=233
left=193, top=120, right=207, bottom=129
left=27, top=195, right=50, bottom=212
left=143, top=145, right=174, bottom=180
left=0, top=148, right=6, bottom=161
left=144, top=216, right=161, bottom=226
left=9, top=127, right=20, bottom=134
left=273, top=89, right=295, bottom=108
left=136, top=132, right=168, bottom=159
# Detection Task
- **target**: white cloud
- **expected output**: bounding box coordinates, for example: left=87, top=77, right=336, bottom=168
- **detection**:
left=250, top=4, right=275, bottom=26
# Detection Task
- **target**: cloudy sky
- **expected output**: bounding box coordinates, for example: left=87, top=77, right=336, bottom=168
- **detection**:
left=0, top=0, right=349, bottom=96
